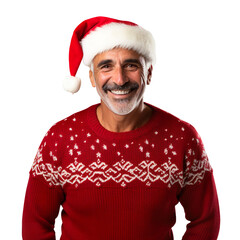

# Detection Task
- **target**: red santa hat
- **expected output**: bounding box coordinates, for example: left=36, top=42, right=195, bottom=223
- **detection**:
left=63, top=16, right=156, bottom=93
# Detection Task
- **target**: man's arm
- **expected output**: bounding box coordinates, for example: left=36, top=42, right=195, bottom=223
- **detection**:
left=22, top=125, right=65, bottom=239
left=22, top=174, right=64, bottom=240
left=178, top=125, right=220, bottom=239
left=179, top=172, right=220, bottom=240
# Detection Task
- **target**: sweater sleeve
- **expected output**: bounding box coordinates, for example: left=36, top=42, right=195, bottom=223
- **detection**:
left=178, top=125, right=220, bottom=240
left=22, top=126, right=65, bottom=240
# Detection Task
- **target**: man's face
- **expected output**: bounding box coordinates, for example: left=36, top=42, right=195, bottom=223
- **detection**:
left=89, top=48, right=151, bottom=115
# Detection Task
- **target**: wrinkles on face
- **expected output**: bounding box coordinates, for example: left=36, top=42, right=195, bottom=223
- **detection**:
left=90, top=48, right=149, bottom=116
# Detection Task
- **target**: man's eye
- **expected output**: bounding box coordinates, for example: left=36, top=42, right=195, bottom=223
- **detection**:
left=124, top=64, right=138, bottom=71
left=100, top=65, right=111, bottom=71
left=102, top=65, right=109, bottom=68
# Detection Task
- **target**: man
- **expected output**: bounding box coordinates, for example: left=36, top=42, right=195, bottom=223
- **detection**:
left=22, top=16, right=220, bottom=240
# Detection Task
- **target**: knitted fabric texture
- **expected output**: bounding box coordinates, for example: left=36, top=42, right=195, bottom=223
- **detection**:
left=22, top=104, right=220, bottom=240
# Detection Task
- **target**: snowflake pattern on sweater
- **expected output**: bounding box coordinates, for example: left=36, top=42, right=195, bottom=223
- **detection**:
left=30, top=104, right=212, bottom=189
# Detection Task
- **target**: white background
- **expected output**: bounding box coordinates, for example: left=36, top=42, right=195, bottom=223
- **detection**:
left=0, top=0, right=239, bottom=239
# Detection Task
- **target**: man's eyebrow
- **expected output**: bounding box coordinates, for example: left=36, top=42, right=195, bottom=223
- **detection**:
left=123, top=59, right=141, bottom=65
left=97, top=59, right=113, bottom=68
left=96, top=58, right=141, bottom=68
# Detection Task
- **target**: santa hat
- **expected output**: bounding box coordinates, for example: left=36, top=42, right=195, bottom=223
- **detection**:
left=63, top=16, right=156, bottom=93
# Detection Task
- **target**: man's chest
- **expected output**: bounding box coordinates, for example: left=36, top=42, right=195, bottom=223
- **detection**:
left=59, top=132, right=186, bottom=190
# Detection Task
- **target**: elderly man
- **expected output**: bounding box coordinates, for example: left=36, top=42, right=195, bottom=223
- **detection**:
left=22, top=17, right=220, bottom=240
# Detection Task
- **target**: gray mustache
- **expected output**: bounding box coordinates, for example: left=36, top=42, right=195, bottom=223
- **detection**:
left=102, top=82, right=139, bottom=93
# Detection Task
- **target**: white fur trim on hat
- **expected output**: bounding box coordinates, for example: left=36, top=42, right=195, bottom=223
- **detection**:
left=81, top=23, right=156, bottom=66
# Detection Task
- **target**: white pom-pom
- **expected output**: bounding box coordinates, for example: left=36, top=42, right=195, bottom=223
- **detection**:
left=63, top=76, right=81, bottom=93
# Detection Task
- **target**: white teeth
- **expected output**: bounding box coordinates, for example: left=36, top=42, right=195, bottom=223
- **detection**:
left=110, top=90, right=131, bottom=95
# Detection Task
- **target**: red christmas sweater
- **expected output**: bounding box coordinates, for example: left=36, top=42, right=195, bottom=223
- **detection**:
left=22, top=103, right=220, bottom=240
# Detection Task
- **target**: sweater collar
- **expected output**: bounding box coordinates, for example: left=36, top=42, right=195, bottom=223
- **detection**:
left=86, top=103, right=160, bottom=141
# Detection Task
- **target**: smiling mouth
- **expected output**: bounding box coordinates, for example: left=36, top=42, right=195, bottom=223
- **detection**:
left=109, top=89, right=133, bottom=95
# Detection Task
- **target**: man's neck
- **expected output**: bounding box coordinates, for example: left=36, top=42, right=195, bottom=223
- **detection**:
left=96, top=101, right=152, bottom=133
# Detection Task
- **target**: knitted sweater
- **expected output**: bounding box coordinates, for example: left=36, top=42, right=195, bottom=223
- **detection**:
left=22, top=103, right=220, bottom=240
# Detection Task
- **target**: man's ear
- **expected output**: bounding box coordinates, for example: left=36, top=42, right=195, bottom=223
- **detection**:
left=147, top=65, right=153, bottom=85
left=89, top=70, right=96, bottom=87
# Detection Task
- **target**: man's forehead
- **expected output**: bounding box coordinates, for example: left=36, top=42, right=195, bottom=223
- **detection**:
left=92, top=48, right=143, bottom=66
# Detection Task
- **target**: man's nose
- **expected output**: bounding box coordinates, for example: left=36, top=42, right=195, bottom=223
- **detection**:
left=112, top=67, right=128, bottom=86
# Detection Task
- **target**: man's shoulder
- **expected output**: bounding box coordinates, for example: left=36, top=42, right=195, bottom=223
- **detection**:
left=149, top=103, right=197, bottom=136
left=149, top=103, right=184, bottom=124
left=49, top=104, right=98, bottom=133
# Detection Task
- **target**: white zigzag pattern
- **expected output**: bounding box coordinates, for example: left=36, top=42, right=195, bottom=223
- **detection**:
left=31, top=147, right=211, bottom=188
